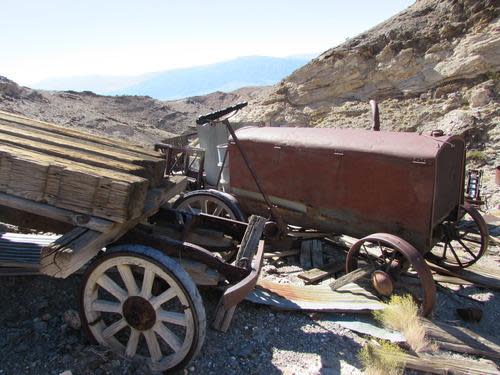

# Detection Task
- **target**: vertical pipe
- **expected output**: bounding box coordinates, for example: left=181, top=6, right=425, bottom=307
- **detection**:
left=370, top=99, right=380, bottom=131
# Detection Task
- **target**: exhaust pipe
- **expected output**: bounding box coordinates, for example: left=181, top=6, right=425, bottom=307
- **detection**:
left=370, top=99, right=380, bottom=131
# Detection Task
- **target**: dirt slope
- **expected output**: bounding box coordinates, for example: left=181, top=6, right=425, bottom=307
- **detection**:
left=0, top=76, right=266, bottom=145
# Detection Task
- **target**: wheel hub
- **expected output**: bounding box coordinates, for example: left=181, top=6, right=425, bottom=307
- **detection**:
left=371, top=270, right=394, bottom=297
left=122, top=296, right=156, bottom=331
left=442, top=221, right=459, bottom=241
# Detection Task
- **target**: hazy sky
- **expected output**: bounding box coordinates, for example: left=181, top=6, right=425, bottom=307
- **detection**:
left=2, top=0, right=414, bottom=85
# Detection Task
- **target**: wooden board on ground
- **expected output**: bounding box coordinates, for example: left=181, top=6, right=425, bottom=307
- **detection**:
left=368, top=344, right=499, bottom=375
left=428, top=262, right=500, bottom=290
left=421, top=318, right=500, bottom=360
left=298, top=261, right=344, bottom=284
left=246, top=278, right=383, bottom=312
left=263, top=249, right=299, bottom=259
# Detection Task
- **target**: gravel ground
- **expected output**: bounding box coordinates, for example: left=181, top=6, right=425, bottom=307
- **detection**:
left=0, top=233, right=498, bottom=375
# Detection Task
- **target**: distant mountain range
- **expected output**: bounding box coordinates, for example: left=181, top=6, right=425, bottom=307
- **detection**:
left=33, top=55, right=314, bottom=100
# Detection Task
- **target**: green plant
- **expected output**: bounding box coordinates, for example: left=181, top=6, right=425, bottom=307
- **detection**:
left=358, top=341, right=405, bottom=375
left=467, top=150, right=487, bottom=164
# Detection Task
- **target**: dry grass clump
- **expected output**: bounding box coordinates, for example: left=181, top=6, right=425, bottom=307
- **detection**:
left=373, top=295, right=431, bottom=353
left=358, top=341, right=405, bottom=375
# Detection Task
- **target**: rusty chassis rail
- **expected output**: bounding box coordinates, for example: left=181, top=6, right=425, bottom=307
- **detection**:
left=152, top=208, right=248, bottom=243
left=118, top=226, right=249, bottom=283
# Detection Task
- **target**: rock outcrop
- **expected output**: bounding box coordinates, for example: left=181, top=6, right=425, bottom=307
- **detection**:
left=237, top=0, right=498, bottom=126
left=236, top=0, right=499, bottom=208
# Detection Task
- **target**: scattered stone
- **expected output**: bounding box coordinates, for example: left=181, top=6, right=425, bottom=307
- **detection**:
left=238, top=344, right=254, bottom=357
left=41, top=313, right=52, bottom=321
left=33, top=320, right=48, bottom=334
left=469, top=87, right=492, bottom=108
left=420, top=91, right=432, bottom=100
left=62, top=354, right=73, bottom=365
left=34, top=299, right=49, bottom=313
left=263, top=265, right=279, bottom=274
left=63, top=310, right=81, bottom=331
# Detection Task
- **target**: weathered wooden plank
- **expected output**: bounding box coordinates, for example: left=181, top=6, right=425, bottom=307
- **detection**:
left=0, top=121, right=165, bottom=186
left=41, top=227, right=118, bottom=278
left=298, top=261, right=345, bottom=284
left=0, top=194, right=114, bottom=232
left=142, top=175, right=188, bottom=215
left=263, top=249, right=300, bottom=259
left=369, top=345, right=499, bottom=375
left=0, top=110, right=160, bottom=158
left=0, top=143, right=148, bottom=222
left=329, top=266, right=373, bottom=291
left=428, top=262, right=500, bottom=290
left=40, top=176, right=187, bottom=278
left=300, top=239, right=312, bottom=269
left=0, top=130, right=150, bottom=179
left=235, top=215, right=267, bottom=267
left=420, top=318, right=500, bottom=360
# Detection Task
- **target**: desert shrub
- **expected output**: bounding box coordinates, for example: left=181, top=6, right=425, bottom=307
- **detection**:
left=358, top=341, right=405, bottom=375
left=373, top=295, right=430, bottom=353
left=467, top=150, right=487, bottom=165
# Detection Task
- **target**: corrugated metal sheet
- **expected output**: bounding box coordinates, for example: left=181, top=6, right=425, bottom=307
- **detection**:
left=246, top=278, right=384, bottom=312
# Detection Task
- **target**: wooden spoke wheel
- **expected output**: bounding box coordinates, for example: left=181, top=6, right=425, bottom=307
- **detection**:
left=80, top=245, right=206, bottom=373
left=174, top=190, right=246, bottom=221
left=346, top=233, right=436, bottom=316
left=428, top=204, right=489, bottom=269
left=174, top=190, right=246, bottom=260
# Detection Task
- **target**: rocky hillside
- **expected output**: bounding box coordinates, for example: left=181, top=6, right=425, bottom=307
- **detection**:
left=236, top=0, right=499, bottom=208
left=0, top=76, right=267, bottom=145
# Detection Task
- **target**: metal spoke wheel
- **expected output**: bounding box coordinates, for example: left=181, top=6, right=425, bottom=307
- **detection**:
left=346, top=233, right=436, bottom=316
left=428, top=204, right=489, bottom=269
left=174, top=190, right=246, bottom=221
left=80, top=245, right=206, bottom=373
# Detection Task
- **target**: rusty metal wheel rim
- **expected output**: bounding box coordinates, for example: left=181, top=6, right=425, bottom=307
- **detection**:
left=429, top=204, right=489, bottom=269
left=346, top=233, right=436, bottom=316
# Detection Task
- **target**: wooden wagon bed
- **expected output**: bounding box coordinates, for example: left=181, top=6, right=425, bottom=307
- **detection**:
left=0, top=110, right=187, bottom=278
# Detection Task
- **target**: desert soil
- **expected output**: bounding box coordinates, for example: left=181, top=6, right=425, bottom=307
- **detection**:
left=0, top=233, right=498, bottom=375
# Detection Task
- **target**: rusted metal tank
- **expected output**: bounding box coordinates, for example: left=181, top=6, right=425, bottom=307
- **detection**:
left=227, top=127, right=465, bottom=252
